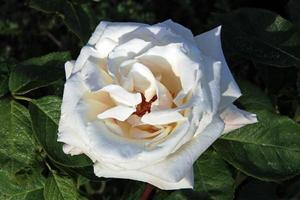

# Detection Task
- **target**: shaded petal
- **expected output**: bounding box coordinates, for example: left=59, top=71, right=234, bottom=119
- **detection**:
left=142, top=117, right=224, bottom=183
left=195, top=26, right=241, bottom=109
left=128, top=62, right=157, bottom=101
left=141, top=110, right=186, bottom=125
left=65, top=60, right=75, bottom=80
left=159, top=19, right=194, bottom=42
left=97, top=105, right=136, bottom=121
left=101, top=84, right=142, bottom=106
left=94, top=162, right=193, bottom=190
left=138, top=43, right=198, bottom=95
left=88, top=21, right=145, bottom=46
left=220, top=105, right=258, bottom=134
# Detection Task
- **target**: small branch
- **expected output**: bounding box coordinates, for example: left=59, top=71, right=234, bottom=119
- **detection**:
left=45, top=31, right=63, bottom=49
left=140, top=184, right=155, bottom=200
left=12, top=95, right=32, bottom=102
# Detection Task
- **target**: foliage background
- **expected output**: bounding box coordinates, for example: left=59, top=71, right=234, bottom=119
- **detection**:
left=1, top=0, right=300, bottom=199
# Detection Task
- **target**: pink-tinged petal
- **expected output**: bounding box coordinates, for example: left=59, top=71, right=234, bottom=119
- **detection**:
left=195, top=26, right=241, bottom=109
left=221, top=105, right=258, bottom=134
left=97, top=105, right=136, bottom=121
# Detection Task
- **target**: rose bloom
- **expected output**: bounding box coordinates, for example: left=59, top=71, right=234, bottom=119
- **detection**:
left=58, top=20, right=257, bottom=190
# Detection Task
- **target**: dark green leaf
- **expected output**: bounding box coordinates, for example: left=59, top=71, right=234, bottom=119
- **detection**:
left=29, top=96, right=92, bottom=168
left=214, top=110, right=300, bottom=181
left=0, top=168, right=45, bottom=200
left=237, top=80, right=274, bottom=112
left=0, top=99, right=45, bottom=199
left=193, top=149, right=235, bottom=200
left=0, top=99, right=38, bottom=171
left=44, top=172, right=81, bottom=200
left=218, top=8, right=300, bottom=68
left=9, top=52, right=70, bottom=95
left=29, top=0, right=92, bottom=42
left=287, top=0, right=300, bottom=28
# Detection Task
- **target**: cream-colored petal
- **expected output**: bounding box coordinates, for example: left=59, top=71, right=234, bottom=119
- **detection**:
left=97, top=105, right=136, bottom=121
left=107, top=38, right=152, bottom=80
left=137, top=43, right=198, bottom=96
left=94, top=162, right=194, bottom=190
left=141, top=110, right=185, bottom=125
left=101, top=84, right=142, bottom=106
left=128, top=62, right=157, bottom=101
left=220, top=105, right=258, bottom=134
left=141, top=117, right=224, bottom=183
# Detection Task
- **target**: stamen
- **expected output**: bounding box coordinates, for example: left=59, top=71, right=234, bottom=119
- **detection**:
left=134, top=93, right=157, bottom=117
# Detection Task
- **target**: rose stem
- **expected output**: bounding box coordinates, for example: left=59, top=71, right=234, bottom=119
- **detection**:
left=140, top=184, right=155, bottom=200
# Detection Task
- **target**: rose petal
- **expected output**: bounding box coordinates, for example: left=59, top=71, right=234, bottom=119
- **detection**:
left=220, top=105, right=258, bottom=134
left=159, top=19, right=194, bottom=42
left=101, top=84, right=142, bottom=106
left=127, top=62, right=157, bottom=101
left=141, top=117, right=224, bottom=183
left=97, top=105, right=136, bottom=121
left=195, top=26, right=241, bottom=109
left=88, top=21, right=145, bottom=46
left=137, top=43, right=198, bottom=97
left=65, top=60, right=75, bottom=80
left=141, top=110, right=186, bottom=125
left=94, top=162, right=193, bottom=190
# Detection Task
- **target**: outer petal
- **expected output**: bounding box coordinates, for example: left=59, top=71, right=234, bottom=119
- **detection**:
left=220, top=105, right=258, bottom=134
left=93, top=117, right=224, bottom=189
left=140, top=117, right=224, bottom=183
left=195, top=26, right=241, bottom=109
left=88, top=21, right=145, bottom=46
left=94, top=162, right=193, bottom=190
left=159, top=19, right=194, bottom=42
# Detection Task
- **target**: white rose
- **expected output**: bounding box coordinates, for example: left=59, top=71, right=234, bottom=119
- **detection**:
left=58, top=20, right=257, bottom=190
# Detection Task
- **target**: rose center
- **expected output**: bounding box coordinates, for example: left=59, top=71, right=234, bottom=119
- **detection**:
left=134, top=93, right=157, bottom=117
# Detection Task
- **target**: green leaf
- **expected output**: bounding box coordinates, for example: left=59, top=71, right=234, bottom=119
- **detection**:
left=9, top=52, right=70, bottom=95
left=0, top=99, right=38, bottom=171
left=29, top=0, right=92, bottom=42
left=287, top=0, right=300, bottom=28
left=44, top=172, right=81, bottom=200
left=213, top=110, right=300, bottom=181
left=193, top=149, right=235, bottom=200
left=29, top=96, right=92, bottom=168
left=218, top=8, right=300, bottom=68
left=237, top=80, right=274, bottom=112
left=0, top=168, right=45, bottom=200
